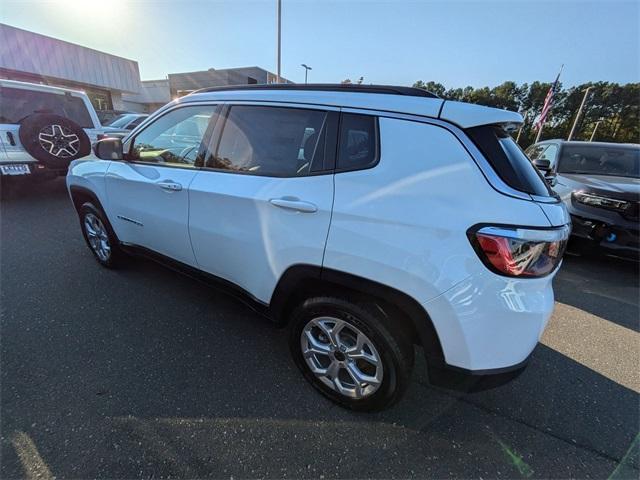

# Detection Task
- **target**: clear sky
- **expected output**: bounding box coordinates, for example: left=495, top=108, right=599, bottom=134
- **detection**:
left=1, top=0, right=638, bottom=88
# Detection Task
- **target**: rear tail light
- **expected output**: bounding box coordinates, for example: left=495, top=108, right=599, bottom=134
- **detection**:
left=468, top=225, right=570, bottom=277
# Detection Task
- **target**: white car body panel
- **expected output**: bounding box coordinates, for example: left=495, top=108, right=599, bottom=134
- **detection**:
left=324, top=117, right=551, bottom=305
left=322, top=117, right=558, bottom=371
left=422, top=267, right=558, bottom=370
left=105, top=162, right=199, bottom=266
left=188, top=170, right=334, bottom=303
left=439, top=100, right=524, bottom=128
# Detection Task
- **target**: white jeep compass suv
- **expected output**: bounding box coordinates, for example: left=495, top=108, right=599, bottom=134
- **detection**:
left=67, top=84, right=570, bottom=411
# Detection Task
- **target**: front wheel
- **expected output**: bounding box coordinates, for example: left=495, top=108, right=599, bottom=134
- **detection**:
left=289, top=297, right=414, bottom=411
left=79, top=202, right=123, bottom=268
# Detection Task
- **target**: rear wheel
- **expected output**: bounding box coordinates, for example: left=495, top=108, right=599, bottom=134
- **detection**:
left=79, top=202, right=123, bottom=268
left=289, top=296, right=414, bottom=411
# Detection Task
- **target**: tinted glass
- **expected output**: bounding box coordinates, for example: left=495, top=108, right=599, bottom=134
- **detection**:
left=0, top=87, right=93, bottom=128
left=467, top=126, right=553, bottom=196
left=208, top=106, right=327, bottom=176
left=107, top=114, right=137, bottom=128
left=540, top=144, right=558, bottom=163
left=130, top=105, right=215, bottom=167
left=337, top=114, right=378, bottom=170
left=525, top=144, right=546, bottom=160
left=105, top=114, right=129, bottom=127
left=128, top=116, right=146, bottom=128
left=558, top=144, right=639, bottom=178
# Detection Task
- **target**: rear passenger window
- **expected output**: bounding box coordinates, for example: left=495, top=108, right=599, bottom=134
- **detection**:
left=337, top=114, right=378, bottom=171
left=208, top=105, right=328, bottom=177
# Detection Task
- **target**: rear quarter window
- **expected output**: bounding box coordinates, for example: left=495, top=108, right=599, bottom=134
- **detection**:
left=466, top=125, right=553, bottom=197
left=337, top=114, right=379, bottom=171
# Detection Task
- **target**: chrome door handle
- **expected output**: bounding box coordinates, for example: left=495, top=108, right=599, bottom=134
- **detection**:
left=157, top=181, right=182, bottom=192
left=269, top=198, right=317, bottom=213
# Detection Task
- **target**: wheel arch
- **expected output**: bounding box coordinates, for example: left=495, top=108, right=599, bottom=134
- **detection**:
left=69, top=185, right=105, bottom=214
left=270, top=265, right=445, bottom=363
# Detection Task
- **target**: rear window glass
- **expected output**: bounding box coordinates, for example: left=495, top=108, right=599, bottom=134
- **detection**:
left=558, top=144, right=639, bottom=178
left=466, top=126, right=553, bottom=197
left=0, top=87, right=93, bottom=128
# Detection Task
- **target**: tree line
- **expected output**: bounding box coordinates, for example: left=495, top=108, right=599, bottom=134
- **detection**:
left=412, top=80, right=639, bottom=146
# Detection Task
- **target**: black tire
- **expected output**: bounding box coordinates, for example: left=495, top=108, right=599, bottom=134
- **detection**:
left=289, top=296, right=414, bottom=411
left=79, top=202, right=124, bottom=268
left=18, top=114, right=91, bottom=169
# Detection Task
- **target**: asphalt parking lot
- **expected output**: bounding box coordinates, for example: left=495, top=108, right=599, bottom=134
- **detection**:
left=1, top=177, right=638, bottom=479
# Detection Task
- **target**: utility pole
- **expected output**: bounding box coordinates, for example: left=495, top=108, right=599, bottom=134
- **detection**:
left=276, top=0, right=281, bottom=84
left=301, top=64, right=312, bottom=84
left=568, top=86, right=594, bottom=141
left=589, top=120, right=602, bottom=142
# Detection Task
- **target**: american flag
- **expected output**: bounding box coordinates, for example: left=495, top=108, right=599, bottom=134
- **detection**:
left=535, top=66, right=563, bottom=131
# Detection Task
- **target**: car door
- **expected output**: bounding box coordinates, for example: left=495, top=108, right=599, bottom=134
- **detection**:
left=106, top=104, right=218, bottom=267
left=188, top=103, right=337, bottom=303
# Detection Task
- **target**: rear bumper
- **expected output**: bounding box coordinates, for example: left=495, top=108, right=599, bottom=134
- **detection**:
left=427, top=350, right=532, bottom=392
left=0, top=161, right=67, bottom=177
left=422, top=268, right=557, bottom=387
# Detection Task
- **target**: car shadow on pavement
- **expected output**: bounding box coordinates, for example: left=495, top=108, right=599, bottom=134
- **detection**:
left=2, top=252, right=638, bottom=479
left=1, top=178, right=638, bottom=478
left=554, top=253, right=639, bottom=332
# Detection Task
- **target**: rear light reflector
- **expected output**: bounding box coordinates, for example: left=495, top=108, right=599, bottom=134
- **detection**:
left=469, top=225, right=570, bottom=277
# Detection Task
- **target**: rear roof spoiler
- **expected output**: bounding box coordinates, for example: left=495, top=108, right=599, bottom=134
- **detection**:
left=439, top=100, right=523, bottom=129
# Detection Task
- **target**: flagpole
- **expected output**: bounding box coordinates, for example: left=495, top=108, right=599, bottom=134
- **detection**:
left=516, top=111, right=527, bottom=143
left=534, top=120, right=544, bottom=143
left=534, top=64, right=564, bottom=143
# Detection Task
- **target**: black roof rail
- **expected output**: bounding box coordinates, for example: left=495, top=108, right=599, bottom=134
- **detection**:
left=191, top=83, right=440, bottom=99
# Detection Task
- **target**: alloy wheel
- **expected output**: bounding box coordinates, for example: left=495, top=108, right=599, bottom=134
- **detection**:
left=300, top=316, right=383, bottom=399
left=84, top=213, right=111, bottom=262
left=38, top=124, right=80, bottom=158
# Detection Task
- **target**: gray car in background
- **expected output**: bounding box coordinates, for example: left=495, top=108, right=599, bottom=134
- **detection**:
left=526, top=140, right=639, bottom=260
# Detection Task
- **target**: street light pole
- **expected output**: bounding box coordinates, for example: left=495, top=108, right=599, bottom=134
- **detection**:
left=589, top=120, right=602, bottom=142
left=568, top=86, right=594, bottom=141
left=301, top=64, right=312, bottom=84
left=276, top=0, right=281, bottom=84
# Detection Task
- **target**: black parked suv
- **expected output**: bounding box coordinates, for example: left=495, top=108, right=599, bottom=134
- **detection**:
left=526, top=140, right=639, bottom=260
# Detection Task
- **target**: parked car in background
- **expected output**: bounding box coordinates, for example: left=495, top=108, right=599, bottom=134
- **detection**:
left=0, top=79, right=107, bottom=180
left=68, top=84, right=570, bottom=411
left=526, top=140, right=639, bottom=260
left=104, top=113, right=148, bottom=131
left=96, top=109, right=134, bottom=126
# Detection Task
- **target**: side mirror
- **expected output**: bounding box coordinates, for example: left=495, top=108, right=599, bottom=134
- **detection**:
left=93, top=137, right=123, bottom=160
left=533, top=158, right=551, bottom=172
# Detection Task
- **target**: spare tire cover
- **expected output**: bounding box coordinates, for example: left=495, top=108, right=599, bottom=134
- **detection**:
left=18, top=114, right=91, bottom=168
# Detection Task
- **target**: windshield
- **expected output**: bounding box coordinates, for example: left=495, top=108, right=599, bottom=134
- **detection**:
left=0, top=87, right=94, bottom=128
left=107, top=114, right=137, bottom=128
left=558, top=144, right=640, bottom=178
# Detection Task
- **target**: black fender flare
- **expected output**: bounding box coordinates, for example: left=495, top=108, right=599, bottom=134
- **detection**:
left=269, top=264, right=445, bottom=364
